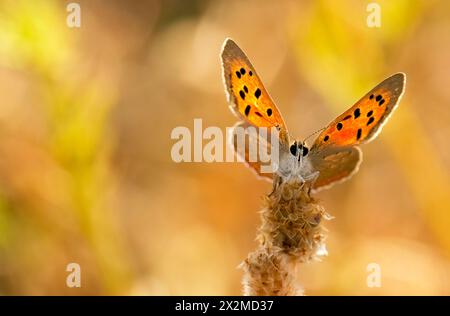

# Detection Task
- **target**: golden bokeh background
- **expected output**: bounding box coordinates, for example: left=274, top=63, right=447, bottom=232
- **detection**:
left=0, top=0, right=449, bottom=295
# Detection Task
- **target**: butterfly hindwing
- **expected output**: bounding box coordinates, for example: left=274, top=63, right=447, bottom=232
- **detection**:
left=312, top=73, right=406, bottom=150
left=221, top=38, right=289, bottom=144
left=309, top=146, right=362, bottom=192
left=309, top=73, right=405, bottom=191
left=229, top=121, right=273, bottom=181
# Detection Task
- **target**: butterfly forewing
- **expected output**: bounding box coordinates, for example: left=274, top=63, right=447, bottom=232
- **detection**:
left=309, top=73, right=405, bottom=191
left=312, top=73, right=405, bottom=150
left=221, top=39, right=289, bottom=144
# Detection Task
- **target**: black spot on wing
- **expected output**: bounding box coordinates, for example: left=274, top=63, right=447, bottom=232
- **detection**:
left=236, top=71, right=241, bottom=79
left=324, top=135, right=329, bottom=142
left=254, top=88, right=261, bottom=99
left=266, top=108, right=272, bottom=116
left=337, top=122, right=343, bottom=131
left=354, top=108, right=361, bottom=119
left=240, top=68, right=246, bottom=75
left=239, top=90, right=245, bottom=100
left=367, top=110, right=373, bottom=117
left=376, top=95, right=382, bottom=101
left=243, top=85, right=248, bottom=93
left=356, top=128, right=362, bottom=140
left=245, top=105, right=251, bottom=116
left=367, top=117, right=375, bottom=125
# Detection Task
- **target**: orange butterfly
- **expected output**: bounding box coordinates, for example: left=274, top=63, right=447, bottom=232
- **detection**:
left=221, top=38, right=405, bottom=192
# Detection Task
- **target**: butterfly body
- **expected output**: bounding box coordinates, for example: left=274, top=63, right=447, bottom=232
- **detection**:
left=221, top=38, right=405, bottom=192
left=274, top=141, right=312, bottom=181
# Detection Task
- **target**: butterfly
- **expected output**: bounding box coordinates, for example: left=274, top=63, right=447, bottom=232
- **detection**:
left=221, top=38, right=405, bottom=192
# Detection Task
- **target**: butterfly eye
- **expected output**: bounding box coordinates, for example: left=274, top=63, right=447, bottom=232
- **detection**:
left=290, top=143, right=298, bottom=156
left=302, top=146, right=309, bottom=157
left=297, top=143, right=308, bottom=157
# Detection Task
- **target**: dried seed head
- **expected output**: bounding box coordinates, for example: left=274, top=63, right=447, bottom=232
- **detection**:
left=241, top=177, right=331, bottom=295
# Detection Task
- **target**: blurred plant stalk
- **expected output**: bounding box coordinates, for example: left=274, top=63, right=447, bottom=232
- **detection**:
left=0, top=0, right=132, bottom=294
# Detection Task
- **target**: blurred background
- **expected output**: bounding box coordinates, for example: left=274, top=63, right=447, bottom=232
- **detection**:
left=0, top=0, right=449, bottom=295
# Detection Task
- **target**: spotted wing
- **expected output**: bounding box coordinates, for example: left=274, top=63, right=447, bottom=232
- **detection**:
left=221, top=38, right=289, bottom=145
left=310, top=73, right=405, bottom=191
left=312, top=73, right=405, bottom=150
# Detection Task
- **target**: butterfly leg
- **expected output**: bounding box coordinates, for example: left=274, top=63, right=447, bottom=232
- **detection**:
left=304, top=171, right=320, bottom=194
left=269, top=174, right=283, bottom=196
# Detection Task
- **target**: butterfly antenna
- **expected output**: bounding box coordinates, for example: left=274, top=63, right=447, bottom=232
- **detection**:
left=302, top=127, right=325, bottom=145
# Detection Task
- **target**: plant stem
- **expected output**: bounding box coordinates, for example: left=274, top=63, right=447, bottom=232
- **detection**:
left=240, top=176, right=330, bottom=295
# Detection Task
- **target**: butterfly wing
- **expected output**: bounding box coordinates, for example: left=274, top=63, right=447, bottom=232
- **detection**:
left=312, top=73, right=405, bottom=149
left=309, top=146, right=362, bottom=192
left=309, top=73, right=406, bottom=191
left=229, top=121, right=273, bottom=181
left=221, top=38, right=289, bottom=145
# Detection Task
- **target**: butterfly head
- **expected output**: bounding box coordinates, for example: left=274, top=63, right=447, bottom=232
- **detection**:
left=276, top=140, right=313, bottom=181
left=289, top=141, right=309, bottom=160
